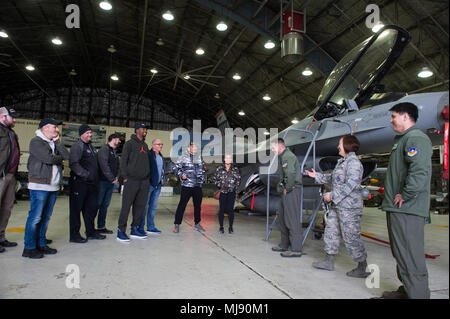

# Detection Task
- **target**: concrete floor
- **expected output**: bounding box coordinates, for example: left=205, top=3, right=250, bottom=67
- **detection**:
left=0, top=193, right=448, bottom=299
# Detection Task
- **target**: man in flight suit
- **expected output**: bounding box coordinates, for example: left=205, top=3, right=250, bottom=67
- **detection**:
left=379, top=102, right=432, bottom=299
left=270, top=138, right=303, bottom=257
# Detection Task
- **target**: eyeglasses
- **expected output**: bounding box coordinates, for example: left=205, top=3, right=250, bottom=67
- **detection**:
left=153, top=143, right=163, bottom=146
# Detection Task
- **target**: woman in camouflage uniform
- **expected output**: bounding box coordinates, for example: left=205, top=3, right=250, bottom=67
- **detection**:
left=306, top=135, right=369, bottom=278
left=213, top=154, right=241, bottom=234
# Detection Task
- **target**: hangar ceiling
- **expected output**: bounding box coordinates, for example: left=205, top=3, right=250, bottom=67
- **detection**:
left=0, top=0, right=448, bottom=130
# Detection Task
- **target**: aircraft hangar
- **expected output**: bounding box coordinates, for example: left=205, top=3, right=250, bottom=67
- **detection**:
left=0, top=0, right=448, bottom=303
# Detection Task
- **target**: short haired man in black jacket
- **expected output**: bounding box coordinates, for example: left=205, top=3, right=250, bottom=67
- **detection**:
left=69, top=124, right=106, bottom=243
left=96, top=133, right=121, bottom=234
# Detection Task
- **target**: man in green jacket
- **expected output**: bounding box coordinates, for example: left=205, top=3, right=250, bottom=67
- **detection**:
left=0, top=107, right=20, bottom=253
left=270, top=138, right=303, bottom=257
left=380, top=102, right=432, bottom=299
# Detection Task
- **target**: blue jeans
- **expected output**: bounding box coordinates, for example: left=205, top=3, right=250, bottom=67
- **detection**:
left=24, top=190, right=57, bottom=249
left=97, top=180, right=115, bottom=229
left=140, top=184, right=162, bottom=230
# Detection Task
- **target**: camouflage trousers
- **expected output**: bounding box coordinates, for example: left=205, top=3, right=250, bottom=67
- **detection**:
left=324, top=207, right=367, bottom=262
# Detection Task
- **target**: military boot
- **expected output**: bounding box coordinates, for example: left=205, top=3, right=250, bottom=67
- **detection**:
left=312, top=254, right=335, bottom=271
left=346, top=260, right=371, bottom=278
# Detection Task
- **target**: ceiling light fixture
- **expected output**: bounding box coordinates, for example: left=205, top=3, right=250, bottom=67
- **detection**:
left=195, top=48, right=205, bottom=55
left=417, top=67, right=433, bottom=79
left=302, top=67, right=313, bottom=76
left=371, top=22, right=384, bottom=33
left=183, top=75, right=190, bottom=80
left=291, top=118, right=299, bottom=124
left=262, top=94, right=271, bottom=101
left=238, top=110, right=245, bottom=116
left=25, top=64, right=35, bottom=71
left=99, top=0, right=112, bottom=11
left=162, top=10, right=174, bottom=21
left=216, top=22, right=228, bottom=31
left=51, top=37, right=62, bottom=45
left=0, top=30, right=8, bottom=38
left=107, top=45, right=116, bottom=53
left=69, top=69, right=77, bottom=76
left=110, top=74, right=119, bottom=81
left=214, top=93, right=220, bottom=99
left=156, top=38, right=164, bottom=46
left=232, top=73, right=241, bottom=80
left=264, top=40, right=275, bottom=49
left=150, top=68, right=158, bottom=74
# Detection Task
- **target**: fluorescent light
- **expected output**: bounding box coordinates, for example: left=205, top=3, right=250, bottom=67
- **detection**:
left=302, top=67, right=313, bottom=76
left=25, top=65, right=35, bottom=71
left=417, top=67, right=433, bottom=78
left=216, top=22, right=228, bottom=31
left=150, top=68, right=158, bottom=74
left=195, top=48, right=205, bottom=55
left=162, top=10, right=174, bottom=21
left=263, top=131, right=270, bottom=135
left=51, top=37, right=62, bottom=45
left=291, top=119, right=299, bottom=124
left=110, top=74, right=119, bottom=81
left=262, top=94, right=271, bottom=101
left=0, top=30, right=8, bottom=38
left=99, top=1, right=112, bottom=11
left=183, top=75, right=190, bottom=80
left=232, top=73, right=241, bottom=80
left=371, top=22, right=384, bottom=33
left=264, top=40, right=275, bottom=49
left=238, top=111, right=245, bottom=116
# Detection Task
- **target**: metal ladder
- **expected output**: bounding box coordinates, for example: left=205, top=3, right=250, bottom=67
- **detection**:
left=265, top=118, right=353, bottom=248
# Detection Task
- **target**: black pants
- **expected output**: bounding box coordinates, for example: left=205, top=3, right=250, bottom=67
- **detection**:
left=174, top=186, right=202, bottom=225
left=69, top=177, right=98, bottom=239
left=218, top=191, right=235, bottom=227
left=387, top=211, right=430, bottom=299
left=118, top=179, right=150, bottom=232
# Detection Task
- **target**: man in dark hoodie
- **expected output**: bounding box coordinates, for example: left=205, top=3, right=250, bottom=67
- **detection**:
left=117, top=124, right=150, bottom=242
left=69, top=124, right=106, bottom=243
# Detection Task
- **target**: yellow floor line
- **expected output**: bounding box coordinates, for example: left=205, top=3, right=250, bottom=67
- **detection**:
left=6, top=227, right=25, bottom=233
left=435, top=225, right=449, bottom=228
left=361, top=232, right=377, bottom=236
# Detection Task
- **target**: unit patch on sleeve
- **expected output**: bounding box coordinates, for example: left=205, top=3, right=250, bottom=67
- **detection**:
left=407, top=147, right=418, bottom=157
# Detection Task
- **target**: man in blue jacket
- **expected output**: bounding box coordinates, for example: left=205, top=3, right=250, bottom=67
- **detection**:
left=140, top=138, right=166, bottom=234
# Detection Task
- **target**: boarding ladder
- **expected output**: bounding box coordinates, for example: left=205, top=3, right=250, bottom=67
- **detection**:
left=265, top=119, right=353, bottom=250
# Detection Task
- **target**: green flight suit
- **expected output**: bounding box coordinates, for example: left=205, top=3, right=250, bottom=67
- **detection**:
left=381, top=126, right=432, bottom=299
left=276, top=147, right=303, bottom=252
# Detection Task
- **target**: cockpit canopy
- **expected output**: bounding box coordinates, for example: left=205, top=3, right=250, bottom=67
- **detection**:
left=313, top=26, right=411, bottom=121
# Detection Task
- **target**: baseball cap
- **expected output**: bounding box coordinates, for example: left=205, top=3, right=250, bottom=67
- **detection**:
left=0, top=107, right=20, bottom=118
left=39, top=118, right=63, bottom=128
left=134, top=123, right=148, bottom=132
